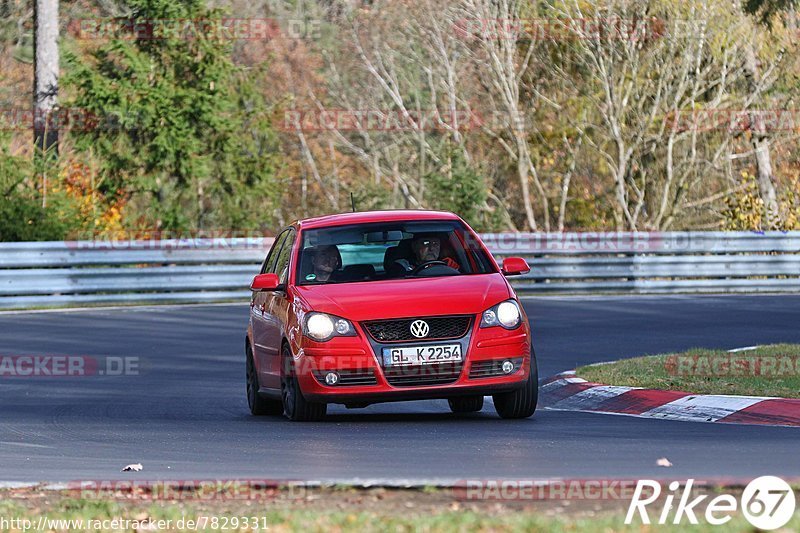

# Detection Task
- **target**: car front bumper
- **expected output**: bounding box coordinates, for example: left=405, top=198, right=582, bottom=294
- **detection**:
left=294, top=319, right=532, bottom=405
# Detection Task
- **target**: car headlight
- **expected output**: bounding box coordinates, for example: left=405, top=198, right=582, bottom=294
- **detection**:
left=480, top=299, right=522, bottom=329
left=304, top=312, right=356, bottom=342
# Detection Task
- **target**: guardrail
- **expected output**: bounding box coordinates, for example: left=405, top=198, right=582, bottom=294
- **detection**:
left=0, top=231, right=798, bottom=309
left=485, top=231, right=800, bottom=294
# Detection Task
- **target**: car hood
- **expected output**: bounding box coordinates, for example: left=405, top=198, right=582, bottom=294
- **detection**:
left=294, top=274, right=511, bottom=321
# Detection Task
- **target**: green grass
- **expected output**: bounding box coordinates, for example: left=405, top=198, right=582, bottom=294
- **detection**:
left=2, top=488, right=800, bottom=532
left=577, top=344, right=800, bottom=398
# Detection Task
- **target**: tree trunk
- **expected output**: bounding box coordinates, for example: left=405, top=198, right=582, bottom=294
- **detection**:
left=744, top=41, right=780, bottom=229
left=33, top=0, right=59, bottom=153
left=515, top=133, right=538, bottom=231
left=752, top=135, right=780, bottom=228
left=787, top=3, right=797, bottom=31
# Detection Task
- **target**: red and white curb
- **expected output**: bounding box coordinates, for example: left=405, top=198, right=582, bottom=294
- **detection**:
left=540, top=372, right=800, bottom=427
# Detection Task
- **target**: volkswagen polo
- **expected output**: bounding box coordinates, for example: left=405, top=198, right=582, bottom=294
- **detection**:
left=245, top=210, right=536, bottom=421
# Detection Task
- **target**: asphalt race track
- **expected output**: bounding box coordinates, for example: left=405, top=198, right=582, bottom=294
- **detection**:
left=1, top=295, right=799, bottom=483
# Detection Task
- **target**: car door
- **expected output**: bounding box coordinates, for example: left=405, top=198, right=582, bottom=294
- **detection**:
left=251, top=230, right=288, bottom=389
left=261, top=228, right=296, bottom=389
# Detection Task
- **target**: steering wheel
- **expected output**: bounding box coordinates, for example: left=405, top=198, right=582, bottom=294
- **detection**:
left=411, top=260, right=450, bottom=275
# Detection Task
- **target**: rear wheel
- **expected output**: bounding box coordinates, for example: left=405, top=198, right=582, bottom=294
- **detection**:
left=281, top=344, right=327, bottom=421
left=492, top=353, right=538, bottom=419
left=448, top=396, right=484, bottom=413
left=246, top=343, right=282, bottom=416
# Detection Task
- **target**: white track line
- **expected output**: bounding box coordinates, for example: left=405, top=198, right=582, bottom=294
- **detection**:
left=727, top=346, right=761, bottom=353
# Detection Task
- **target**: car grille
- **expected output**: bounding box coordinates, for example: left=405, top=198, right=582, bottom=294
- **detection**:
left=363, top=316, right=472, bottom=343
left=312, top=369, right=378, bottom=386
left=383, top=362, right=463, bottom=387
left=469, top=358, right=524, bottom=379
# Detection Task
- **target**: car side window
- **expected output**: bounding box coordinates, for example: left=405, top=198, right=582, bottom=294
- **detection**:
left=273, top=230, right=296, bottom=284
left=261, top=231, right=288, bottom=275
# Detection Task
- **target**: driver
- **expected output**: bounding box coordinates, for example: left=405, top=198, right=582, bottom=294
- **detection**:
left=399, top=234, right=460, bottom=272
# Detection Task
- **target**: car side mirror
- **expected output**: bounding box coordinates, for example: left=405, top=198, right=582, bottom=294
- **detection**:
left=501, top=257, right=530, bottom=276
left=250, top=273, right=281, bottom=291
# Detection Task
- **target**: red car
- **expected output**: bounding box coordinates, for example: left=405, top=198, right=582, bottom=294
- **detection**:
left=245, top=210, right=536, bottom=421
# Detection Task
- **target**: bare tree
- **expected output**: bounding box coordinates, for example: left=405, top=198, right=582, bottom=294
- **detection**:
left=259, top=0, right=799, bottom=229
left=318, top=0, right=475, bottom=209
left=551, top=0, right=760, bottom=229
left=743, top=38, right=782, bottom=228
left=458, top=0, right=550, bottom=231
left=33, top=0, right=59, bottom=153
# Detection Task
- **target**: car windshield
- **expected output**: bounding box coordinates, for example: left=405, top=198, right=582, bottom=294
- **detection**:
left=296, top=220, right=496, bottom=285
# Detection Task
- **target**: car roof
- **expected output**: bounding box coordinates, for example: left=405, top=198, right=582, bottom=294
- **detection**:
left=295, top=210, right=461, bottom=230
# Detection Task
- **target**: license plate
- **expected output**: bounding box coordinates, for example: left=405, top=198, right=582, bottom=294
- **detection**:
left=383, top=344, right=462, bottom=366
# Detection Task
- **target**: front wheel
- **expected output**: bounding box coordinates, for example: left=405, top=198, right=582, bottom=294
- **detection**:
left=492, top=354, right=538, bottom=419
left=281, top=345, right=327, bottom=421
left=448, top=396, right=484, bottom=413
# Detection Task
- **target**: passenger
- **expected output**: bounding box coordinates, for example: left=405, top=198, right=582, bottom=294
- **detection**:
left=309, top=245, right=342, bottom=282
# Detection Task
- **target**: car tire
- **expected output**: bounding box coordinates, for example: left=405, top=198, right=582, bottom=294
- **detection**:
left=281, top=344, right=327, bottom=422
left=448, top=396, right=484, bottom=413
left=492, top=353, right=538, bottom=419
left=246, top=343, right=283, bottom=416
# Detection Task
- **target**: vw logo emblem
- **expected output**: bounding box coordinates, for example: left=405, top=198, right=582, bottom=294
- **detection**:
left=410, top=320, right=430, bottom=338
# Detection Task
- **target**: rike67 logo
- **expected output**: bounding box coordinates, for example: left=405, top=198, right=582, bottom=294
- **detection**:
left=626, top=476, right=796, bottom=529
